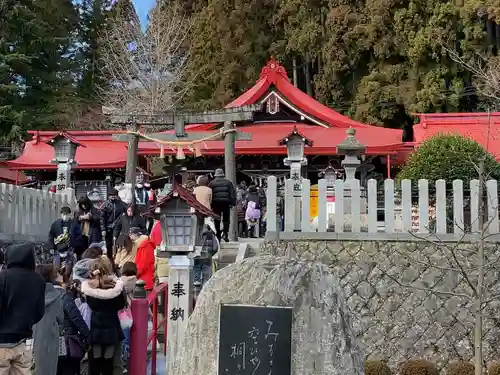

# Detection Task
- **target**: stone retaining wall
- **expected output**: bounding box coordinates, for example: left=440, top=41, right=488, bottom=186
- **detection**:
left=259, top=240, right=500, bottom=369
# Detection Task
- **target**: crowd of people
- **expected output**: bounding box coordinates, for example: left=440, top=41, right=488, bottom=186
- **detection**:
left=0, top=169, right=268, bottom=375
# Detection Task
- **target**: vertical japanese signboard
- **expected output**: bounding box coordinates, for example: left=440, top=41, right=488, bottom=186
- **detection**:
left=217, top=304, right=293, bottom=375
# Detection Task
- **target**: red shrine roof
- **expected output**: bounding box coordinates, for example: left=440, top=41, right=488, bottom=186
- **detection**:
left=414, top=113, right=500, bottom=160
left=138, top=123, right=404, bottom=156
left=8, top=59, right=407, bottom=170
left=8, top=131, right=128, bottom=170
left=150, top=183, right=220, bottom=219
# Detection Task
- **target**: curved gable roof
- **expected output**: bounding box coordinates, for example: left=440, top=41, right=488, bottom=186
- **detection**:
left=225, top=58, right=373, bottom=129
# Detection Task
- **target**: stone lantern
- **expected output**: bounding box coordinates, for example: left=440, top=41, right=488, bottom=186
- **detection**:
left=279, top=127, right=312, bottom=197
left=148, top=182, right=220, bottom=367
left=46, top=132, right=83, bottom=193
left=336, top=128, right=367, bottom=213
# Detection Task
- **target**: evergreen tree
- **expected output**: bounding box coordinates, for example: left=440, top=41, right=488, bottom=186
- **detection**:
left=0, top=0, right=79, bottom=136
left=186, top=0, right=493, bottom=126
left=76, top=0, right=113, bottom=103
left=183, top=0, right=284, bottom=109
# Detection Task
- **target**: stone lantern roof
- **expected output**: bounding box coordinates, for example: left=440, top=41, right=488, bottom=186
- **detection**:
left=336, top=128, right=366, bottom=155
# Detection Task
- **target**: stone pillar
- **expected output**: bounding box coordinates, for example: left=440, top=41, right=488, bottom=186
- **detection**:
left=223, top=120, right=238, bottom=241
left=55, top=162, right=71, bottom=192
left=166, top=255, right=194, bottom=373
left=125, top=121, right=139, bottom=185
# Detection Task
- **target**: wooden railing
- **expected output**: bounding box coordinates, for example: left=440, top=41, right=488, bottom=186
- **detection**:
left=265, top=176, right=500, bottom=234
left=0, top=183, right=76, bottom=239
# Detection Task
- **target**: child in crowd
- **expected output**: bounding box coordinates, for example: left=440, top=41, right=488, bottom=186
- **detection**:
left=81, top=258, right=125, bottom=375
left=245, top=200, right=261, bottom=238
left=119, top=262, right=137, bottom=371
left=193, top=221, right=219, bottom=288
left=58, top=279, right=90, bottom=375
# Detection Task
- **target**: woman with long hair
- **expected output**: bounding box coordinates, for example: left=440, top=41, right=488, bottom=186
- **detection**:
left=113, top=235, right=135, bottom=271
left=81, top=258, right=125, bottom=375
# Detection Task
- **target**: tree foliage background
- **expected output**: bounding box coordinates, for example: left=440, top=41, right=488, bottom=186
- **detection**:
left=184, top=0, right=500, bottom=128
left=1, top=0, right=500, bottom=142
left=397, top=134, right=500, bottom=182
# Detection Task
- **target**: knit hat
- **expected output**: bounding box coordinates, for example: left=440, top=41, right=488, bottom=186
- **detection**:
left=214, top=168, right=225, bottom=177
left=108, top=188, right=119, bottom=196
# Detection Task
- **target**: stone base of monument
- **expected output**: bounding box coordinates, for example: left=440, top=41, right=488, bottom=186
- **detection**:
left=168, top=256, right=364, bottom=375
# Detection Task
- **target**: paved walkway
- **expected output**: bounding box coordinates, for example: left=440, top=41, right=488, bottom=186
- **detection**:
left=148, top=351, right=166, bottom=374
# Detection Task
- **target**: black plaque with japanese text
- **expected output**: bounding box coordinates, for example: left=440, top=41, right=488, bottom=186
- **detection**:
left=217, top=304, right=293, bottom=375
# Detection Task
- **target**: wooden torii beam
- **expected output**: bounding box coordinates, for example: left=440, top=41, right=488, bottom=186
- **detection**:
left=111, top=104, right=260, bottom=240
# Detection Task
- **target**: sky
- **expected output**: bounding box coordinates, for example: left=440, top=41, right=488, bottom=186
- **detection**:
left=132, top=0, right=156, bottom=28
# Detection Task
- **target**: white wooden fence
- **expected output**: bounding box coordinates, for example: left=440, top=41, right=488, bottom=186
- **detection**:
left=266, top=176, right=500, bottom=234
left=0, top=184, right=76, bottom=240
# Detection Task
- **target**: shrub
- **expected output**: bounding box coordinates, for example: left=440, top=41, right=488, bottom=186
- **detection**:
left=488, top=361, right=500, bottom=375
left=399, top=359, right=439, bottom=375
left=365, top=360, right=392, bottom=375
left=447, top=361, right=474, bottom=375
left=397, top=134, right=500, bottom=183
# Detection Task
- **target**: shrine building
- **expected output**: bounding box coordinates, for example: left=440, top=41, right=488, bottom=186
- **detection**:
left=8, top=59, right=500, bottom=196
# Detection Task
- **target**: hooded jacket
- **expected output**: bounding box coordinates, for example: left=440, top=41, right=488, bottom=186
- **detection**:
left=82, top=277, right=125, bottom=345
left=0, top=243, right=46, bottom=344
left=33, top=283, right=64, bottom=375
left=134, top=235, right=156, bottom=290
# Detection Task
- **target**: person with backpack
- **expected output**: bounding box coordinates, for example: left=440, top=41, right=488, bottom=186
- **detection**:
left=193, top=221, right=219, bottom=288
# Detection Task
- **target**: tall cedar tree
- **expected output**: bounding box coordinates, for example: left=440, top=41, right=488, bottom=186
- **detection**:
left=186, top=0, right=493, bottom=127
left=0, top=0, right=79, bottom=136
left=183, top=0, right=284, bottom=109
left=77, top=0, right=114, bottom=103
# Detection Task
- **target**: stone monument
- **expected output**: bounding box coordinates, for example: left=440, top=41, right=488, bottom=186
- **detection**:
left=168, top=256, right=364, bottom=375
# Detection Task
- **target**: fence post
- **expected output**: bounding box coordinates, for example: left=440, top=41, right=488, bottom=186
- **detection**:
left=130, top=280, right=149, bottom=375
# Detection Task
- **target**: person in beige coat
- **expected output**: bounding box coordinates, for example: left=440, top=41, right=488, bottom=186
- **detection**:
left=113, top=236, right=135, bottom=270
left=193, top=175, right=212, bottom=210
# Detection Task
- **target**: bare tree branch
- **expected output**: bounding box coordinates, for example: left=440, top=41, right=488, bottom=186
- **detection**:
left=96, top=1, right=194, bottom=128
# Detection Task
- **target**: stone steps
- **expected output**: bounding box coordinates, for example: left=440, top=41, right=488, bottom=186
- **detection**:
left=216, top=238, right=264, bottom=269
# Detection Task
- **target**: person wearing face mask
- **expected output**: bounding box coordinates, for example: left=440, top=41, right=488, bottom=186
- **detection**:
left=134, top=181, right=149, bottom=211
left=100, top=189, right=126, bottom=262
left=48, top=206, right=83, bottom=281
left=143, top=181, right=155, bottom=233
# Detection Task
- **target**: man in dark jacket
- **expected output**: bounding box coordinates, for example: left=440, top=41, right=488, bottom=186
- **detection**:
left=208, top=168, right=236, bottom=241
left=0, top=243, right=45, bottom=374
left=100, top=188, right=126, bottom=261
left=49, top=206, right=83, bottom=280
left=76, top=195, right=102, bottom=252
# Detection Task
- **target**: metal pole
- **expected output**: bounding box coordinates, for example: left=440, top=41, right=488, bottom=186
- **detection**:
left=125, top=121, right=139, bottom=185
left=223, top=120, right=238, bottom=241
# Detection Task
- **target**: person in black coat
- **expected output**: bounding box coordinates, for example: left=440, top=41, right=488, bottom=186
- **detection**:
left=76, top=196, right=102, bottom=254
left=0, top=243, right=45, bottom=373
left=100, top=189, right=127, bottom=261
left=112, top=204, right=147, bottom=248
left=58, top=280, right=91, bottom=375
left=49, top=206, right=83, bottom=281
left=81, top=258, right=126, bottom=375
left=208, top=168, right=236, bottom=242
